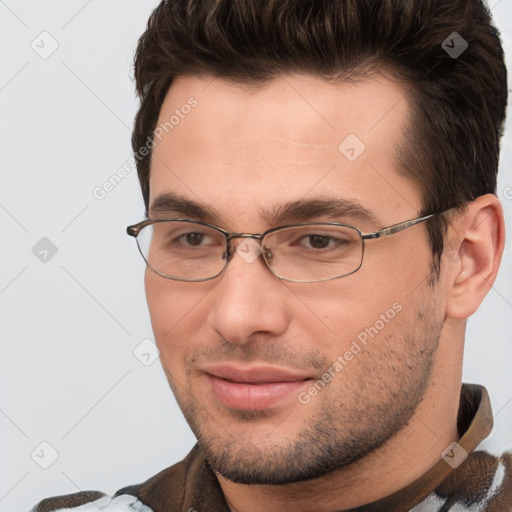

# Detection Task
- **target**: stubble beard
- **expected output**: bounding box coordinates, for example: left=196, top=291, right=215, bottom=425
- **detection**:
left=166, top=302, right=443, bottom=485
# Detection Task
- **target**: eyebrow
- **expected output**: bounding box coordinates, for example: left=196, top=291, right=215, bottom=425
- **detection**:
left=149, top=191, right=381, bottom=229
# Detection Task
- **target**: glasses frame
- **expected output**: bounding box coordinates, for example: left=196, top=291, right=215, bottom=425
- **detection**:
left=126, top=211, right=445, bottom=283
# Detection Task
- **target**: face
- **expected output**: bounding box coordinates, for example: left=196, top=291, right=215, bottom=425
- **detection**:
left=145, top=73, right=445, bottom=484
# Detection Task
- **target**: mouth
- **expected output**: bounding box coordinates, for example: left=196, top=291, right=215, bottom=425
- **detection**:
left=202, top=364, right=313, bottom=410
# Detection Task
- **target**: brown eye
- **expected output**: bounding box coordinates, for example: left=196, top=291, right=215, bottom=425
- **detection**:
left=182, top=232, right=205, bottom=246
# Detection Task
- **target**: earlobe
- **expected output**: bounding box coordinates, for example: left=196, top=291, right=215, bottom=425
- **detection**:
left=445, top=194, right=505, bottom=320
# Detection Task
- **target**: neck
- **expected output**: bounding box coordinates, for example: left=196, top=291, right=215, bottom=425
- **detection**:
left=217, top=327, right=463, bottom=512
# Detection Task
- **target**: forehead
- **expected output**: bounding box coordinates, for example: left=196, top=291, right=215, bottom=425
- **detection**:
left=149, top=73, right=421, bottom=229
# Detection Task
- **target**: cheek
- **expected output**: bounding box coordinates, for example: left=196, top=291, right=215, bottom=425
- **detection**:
left=144, top=269, right=171, bottom=333
left=144, top=270, right=199, bottom=368
left=296, top=271, right=412, bottom=354
left=363, top=234, right=433, bottom=289
left=144, top=269, right=200, bottom=326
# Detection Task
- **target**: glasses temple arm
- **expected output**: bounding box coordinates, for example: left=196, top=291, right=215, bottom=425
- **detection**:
left=361, top=212, right=441, bottom=240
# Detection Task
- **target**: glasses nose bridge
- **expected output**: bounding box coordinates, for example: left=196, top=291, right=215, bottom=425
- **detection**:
left=224, top=232, right=269, bottom=263
left=226, top=232, right=264, bottom=245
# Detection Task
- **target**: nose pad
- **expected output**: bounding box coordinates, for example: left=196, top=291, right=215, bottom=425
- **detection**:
left=221, top=238, right=253, bottom=264
left=222, top=236, right=247, bottom=261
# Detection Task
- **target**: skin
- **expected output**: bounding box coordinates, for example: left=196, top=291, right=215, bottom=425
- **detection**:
left=144, top=73, right=505, bottom=511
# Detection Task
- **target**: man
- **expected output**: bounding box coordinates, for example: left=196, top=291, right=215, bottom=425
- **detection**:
left=31, top=0, right=511, bottom=510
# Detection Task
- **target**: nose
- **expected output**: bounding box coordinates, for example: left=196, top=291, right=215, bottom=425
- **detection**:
left=206, top=238, right=289, bottom=345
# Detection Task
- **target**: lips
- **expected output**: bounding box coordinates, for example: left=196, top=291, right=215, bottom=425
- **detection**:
left=202, top=364, right=312, bottom=410
left=204, top=364, right=311, bottom=383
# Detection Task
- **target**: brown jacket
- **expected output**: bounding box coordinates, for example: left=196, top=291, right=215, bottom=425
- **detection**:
left=31, top=384, right=512, bottom=511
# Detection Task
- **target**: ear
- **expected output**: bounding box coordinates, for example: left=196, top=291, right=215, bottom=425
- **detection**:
left=444, top=194, right=506, bottom=319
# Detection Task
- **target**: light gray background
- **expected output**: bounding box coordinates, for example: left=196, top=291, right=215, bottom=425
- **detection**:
left=0, top=1, right=511, bottom=510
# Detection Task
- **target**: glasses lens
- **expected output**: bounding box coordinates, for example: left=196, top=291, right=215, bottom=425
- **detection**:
left=136, top=221, right=227, bottom=280
left=134, top=221, right=363, bottom=282
left=263, top=224, right=363, bottom=282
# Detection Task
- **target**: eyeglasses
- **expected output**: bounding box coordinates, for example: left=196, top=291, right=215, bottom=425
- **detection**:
left=126, top=212, right=444, bottom=283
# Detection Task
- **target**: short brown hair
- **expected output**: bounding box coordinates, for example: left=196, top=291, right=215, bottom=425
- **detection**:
left=132, top=0, right=507, bottom=277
